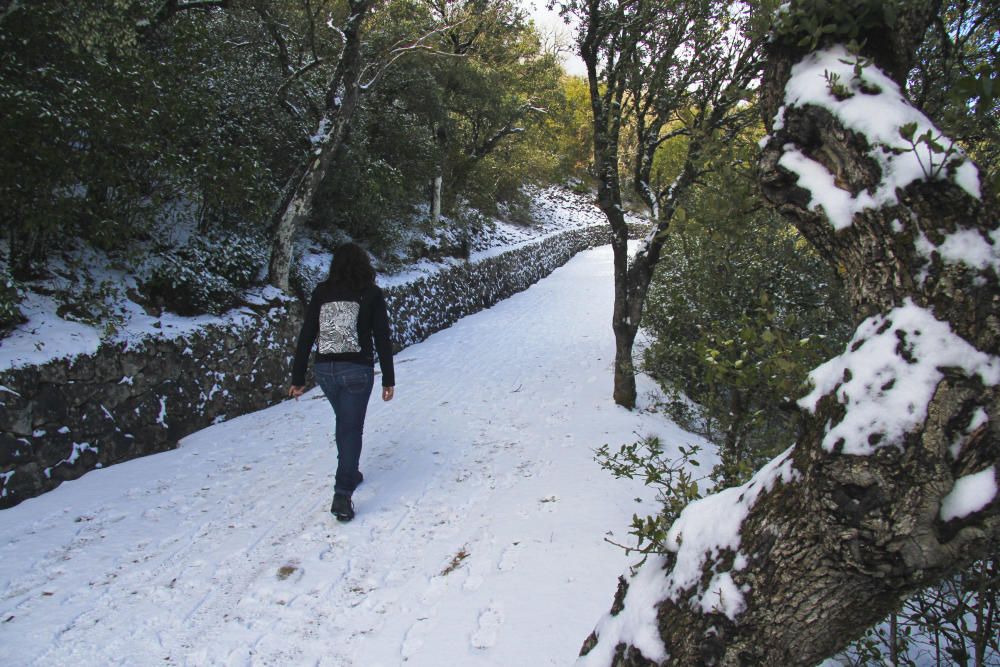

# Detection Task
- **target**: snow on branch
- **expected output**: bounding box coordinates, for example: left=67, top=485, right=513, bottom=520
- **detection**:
left=360, top=19, right=470, bottom=91
left=774, top=45, right=981, bottom=231
left=578, top=448, right=800, bottom=665
left=799, top=299, right=1000, bottom=456
left=915, top=226, right=1000, bottom=278
left=941, top=466, right=998, bottom=522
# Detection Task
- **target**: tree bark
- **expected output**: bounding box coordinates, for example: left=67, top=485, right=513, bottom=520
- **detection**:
left=577, top=0, right=762, bottom=409
left=266, top=0, right=375, bottom=291
left=579, top=4, right=1000, bottom=665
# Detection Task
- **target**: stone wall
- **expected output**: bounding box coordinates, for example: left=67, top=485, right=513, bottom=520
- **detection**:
left=0, top=223, right=635, bottom=508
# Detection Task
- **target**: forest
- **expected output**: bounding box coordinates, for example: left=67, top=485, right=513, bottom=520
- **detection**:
left=1, top=0, right=998, bottom=665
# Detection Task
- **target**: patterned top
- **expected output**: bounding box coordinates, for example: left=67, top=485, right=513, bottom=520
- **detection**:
left=318, top=301, right=361, bottom=354
left=292, top=282, right=395, bottom=387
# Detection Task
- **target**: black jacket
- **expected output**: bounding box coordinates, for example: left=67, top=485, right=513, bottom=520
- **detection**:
left=292, top=282, right=395, bottom=387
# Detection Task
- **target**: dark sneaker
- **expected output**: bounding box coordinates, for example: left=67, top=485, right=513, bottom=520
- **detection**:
left=331, top=493, right=355, bottom=522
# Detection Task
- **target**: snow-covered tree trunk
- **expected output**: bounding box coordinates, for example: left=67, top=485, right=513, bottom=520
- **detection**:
left=267, top=0, right=375, bottom=291
left=431, top=174, right=443, bottom=224
left=578, top=8, right=999, bottom=666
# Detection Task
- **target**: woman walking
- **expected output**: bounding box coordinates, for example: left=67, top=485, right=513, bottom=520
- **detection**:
left=288, top=243, right=395, bottom=522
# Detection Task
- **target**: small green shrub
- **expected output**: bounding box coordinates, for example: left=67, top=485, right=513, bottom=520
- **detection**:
left=0, top=268, right=25, bottom=334
left=204, top=233, right=268, bottom=288
left=595, top=437, right=705, bottom=558
left=54, top=272, right=125, bottom=337
left=143, top=233, right=266, bottom=315
left=144, top=256, right=237, bottom=316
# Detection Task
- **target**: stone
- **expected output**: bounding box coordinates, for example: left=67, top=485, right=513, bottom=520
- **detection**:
left=37, top=361, right=68, bottom=384
left=48, top=446, right=99, bottom=482
left=0, top=401, right=33, bottom=436
left=120, top=351, right=147, bottom=378
left=0, top=463, right=46, bottom=509
left=31, top=384, right=70, bottom=427
left=68, top=355, right=97, bottom=382
left=93, top=353, right=122, bottom=383
left=0, top=432, right=33, bottom=466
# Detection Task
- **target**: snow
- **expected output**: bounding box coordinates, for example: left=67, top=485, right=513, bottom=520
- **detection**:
left=0, top=283, right=278, bottom=372
left=377, top=186, right=617, bottom=288
left=1, top=186, right=613, bottom=373
left=661, top=448, right=796, bottom=613
left=577, top=553, right=673, bottom=665
left=310, top=117, right=332, bottom=145
left=940, top=466, right=998, bottom=522
left=916, top=227, right=1000, bottom=277
left=0, top=246, right=706, bottom=666
left=778, top=148, right=859, bottom=230
left=1, top=290, right=104, bottom=368
left=950, top=408, right=989, bottom=459
left=579, top=447, right=799, bottom=664
left=776, top=46, right=982, bottom=230
left=800, top=300, right=1000, bottom=455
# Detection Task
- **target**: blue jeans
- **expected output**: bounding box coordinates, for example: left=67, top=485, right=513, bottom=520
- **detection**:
left=314, top=361, right=374, bottom=496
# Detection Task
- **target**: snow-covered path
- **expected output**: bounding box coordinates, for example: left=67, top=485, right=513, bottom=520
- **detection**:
left=0, top=246, right=702, bottom=667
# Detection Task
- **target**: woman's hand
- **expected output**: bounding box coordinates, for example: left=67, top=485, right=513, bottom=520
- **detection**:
left=288, top=385, right=306, bottom=400
left=382, top=386, right=394, bottom=402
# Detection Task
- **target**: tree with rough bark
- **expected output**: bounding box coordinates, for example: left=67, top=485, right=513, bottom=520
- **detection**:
left=265, top=0, right=459, bottom=290
left=266, top=0, right=379, bottom=291
left=421, top=0, right=560, bottom=225
left=565, top=0, right=765, bottom=408
left=577, top=0, right=1000, bottom=664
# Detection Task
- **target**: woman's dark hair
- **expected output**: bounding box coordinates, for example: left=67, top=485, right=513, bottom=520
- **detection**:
left=326, top=242, right=376, bottom=291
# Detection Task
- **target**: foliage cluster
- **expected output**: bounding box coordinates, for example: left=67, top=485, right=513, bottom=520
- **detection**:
left=908, top=0, right=999, bottom=193
left=772, top=0, right=900, bottom=51
left=0, top=267, right=24, bottom=333
left=643, top=208, right=851, bottom=485
left=594, top=438, right=704, bottom=559
left=0, top=0, right=589, bottom=323
left=143, top=234, right=268, bottom=315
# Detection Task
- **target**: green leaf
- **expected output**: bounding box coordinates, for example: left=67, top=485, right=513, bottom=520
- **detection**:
left=898, top=122, right=918, bottom=142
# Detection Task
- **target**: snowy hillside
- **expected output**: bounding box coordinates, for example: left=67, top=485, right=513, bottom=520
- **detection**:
left=1, top=186, right=614, bottom=373
left=0, top=246, right=708, bottom=666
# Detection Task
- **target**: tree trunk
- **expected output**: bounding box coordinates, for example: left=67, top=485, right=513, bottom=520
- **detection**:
left=599, top=162, right=640, bottom=409
left=613, top=319, right=639, bottom=408
left=579, top=6, right=1000, bottom=666
left=431, top=174, right=442, bottom=224
left=267, top=0, right=374, bottom=291
left=578, top=0, right=760, bottom=410
left=890, top=613, right=899, bottom=665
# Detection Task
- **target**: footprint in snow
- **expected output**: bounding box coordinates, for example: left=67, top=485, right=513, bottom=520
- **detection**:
left=401, top=615, right=435, bottom=659
left=470, top=603, right=504, bottom=649
left=462, top=573, right=484, bottom=591
left=497, top=543, right=520, bottom=572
